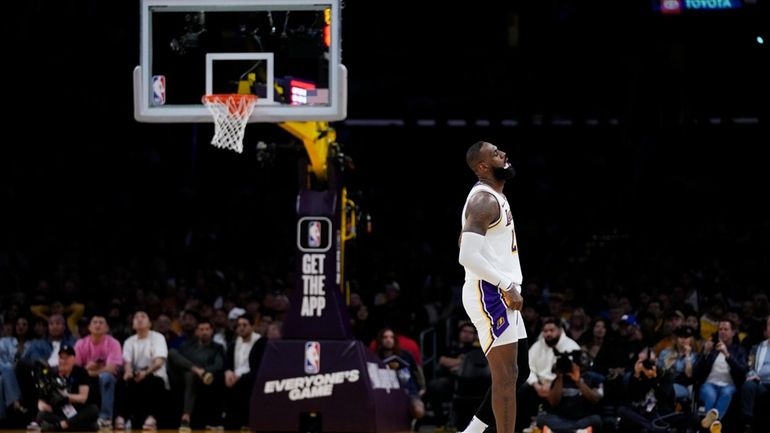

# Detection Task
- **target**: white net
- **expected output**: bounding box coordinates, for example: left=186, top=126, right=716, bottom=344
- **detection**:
left=202, top=94, right=258, bottom=153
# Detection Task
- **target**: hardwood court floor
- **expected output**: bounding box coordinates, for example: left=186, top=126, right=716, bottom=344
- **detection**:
left=0, top=431, right=248, bottom=433
left=0, top=431, right=418, bottom=433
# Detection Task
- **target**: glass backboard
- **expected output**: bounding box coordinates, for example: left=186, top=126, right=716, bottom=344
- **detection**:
left=133, top=0, right=345, bottom=123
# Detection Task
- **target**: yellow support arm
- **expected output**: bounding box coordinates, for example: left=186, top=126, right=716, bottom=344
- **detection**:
left=340, top=187, right=357, bottom=302
left=278, top=121, right=336, bottom=181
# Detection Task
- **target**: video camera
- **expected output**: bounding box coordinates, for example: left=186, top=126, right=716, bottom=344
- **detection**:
left=553, top=349, right=584, bottom=375
left=31, top=360, right=68, bottom=409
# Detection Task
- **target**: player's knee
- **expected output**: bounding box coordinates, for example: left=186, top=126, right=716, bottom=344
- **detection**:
left=493, top=367, right=518, bottom=388
left=494, top=377, right=517, bottom=391
left=510, top=362, right=519, bottom=379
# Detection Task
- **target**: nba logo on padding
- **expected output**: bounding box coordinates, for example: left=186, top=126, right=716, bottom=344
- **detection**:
left=152, top=75, right=166, bottom=106
left=308, top=221, right=322, bottom=248
left=305, top=341, right=321, bottom=374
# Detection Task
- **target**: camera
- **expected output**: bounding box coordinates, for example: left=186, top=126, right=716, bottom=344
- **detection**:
left=31, top=361, right=68, bottom=409
left=641, top=347, right=655, bottom=370
left=553, top=349, right=583, bottom=375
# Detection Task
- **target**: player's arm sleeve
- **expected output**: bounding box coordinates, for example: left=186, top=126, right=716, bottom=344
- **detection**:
left=458, top=232, right=513, bottom=290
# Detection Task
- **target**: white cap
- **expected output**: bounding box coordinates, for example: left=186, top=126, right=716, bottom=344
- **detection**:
left=228, top=307, right=246, bottom=320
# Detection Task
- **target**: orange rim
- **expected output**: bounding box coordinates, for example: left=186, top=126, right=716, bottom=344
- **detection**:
left=202, top=94, right=258, bottom=116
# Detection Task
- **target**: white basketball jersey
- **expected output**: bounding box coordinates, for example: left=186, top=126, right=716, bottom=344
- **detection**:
left=461, top=182, right=523, bottom=285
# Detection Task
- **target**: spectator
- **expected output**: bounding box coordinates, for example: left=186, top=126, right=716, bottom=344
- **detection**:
left=606, top=314, right=645, bottom=377
left=740, top=315, right=770, bottom=433
left=116, top=311, right=168, bottom=431
left=74, top=315, right=123, bottom=429
left=652, top=310, right=685, bottom=355
left=566, top=308, right=590, bottom=345
left=657, top=326, right=699, bottom=401
left=168, top=319, right=225, bottom=431
left=1, top=316, right=35, bottom=416
left=425, top=321, right=479, bottom=428
left=30, top=301, right=85, bottom=339
left=695, top=319, right=748, bottom=433
left=1, top=316, right=32, bottom=368
left=31, top=317, right=47, bottom=340
left=368, top=332, right=423, bottom=368
left=349, top=293, right=375, bottom=344
left=581, top=317, right=613, bottom=381
left=0, top=316, right=31, bottom=418
left=373, top=327, right=425, bottom=421
left=522, top=305, right=543, bottom=341
left=27, top=345, right=99, bottom=432
left=617, top=348, right=687, bottom=433
left=520, top=317, right=581, bottom=431
left=211, top=309, right=229, bottom=350
left=265, top=321, right=283, bottom=340
left=152, top=314, right=178, bottom=346
left=700, top=302, right=724, bottom=342
left=169, top=310, right=199, bottom=350
left=4, top=314, right=78, bottom=415
left=224, top=314, right=262, bottom=430
left=537, top=350, right=603, bottom=433
left=685, top=311, right=705, bottom=351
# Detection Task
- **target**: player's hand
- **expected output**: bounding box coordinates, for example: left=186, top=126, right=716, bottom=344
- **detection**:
left=501, top=284, right=523, bottom=310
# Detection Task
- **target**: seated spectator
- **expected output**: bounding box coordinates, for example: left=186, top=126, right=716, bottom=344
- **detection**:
left=699, top=302, right=724, bottom=342
left=1, top=317, right=31, bottom=367
left=368, top=332, right=423, bottom=368
left=1, top=316, right=33, bottom=417
left=168, top=319, right=225, bottom=431
left=4, top=314, right=77, bottom=416
left=27, top=345, right=99, bottom=432
left=74, top=315, right=123, bottom=429
left=537, top=349, right=603, bottom=433
left=603, top=314, right=645, bottom=385
left=657, top=326, right=699, bottom=401
left=30, top=301, right=85, bottom=339
left=684, top=311, right=705, bottom=352
left=169, top=310, right=198, bottom=350
left=224, top=314, right=263, bottom=430
left=31, top=317, right=47, bottom=340
left=116, top=311, right=168, bottom=431
left=695, top=319, right=748, bottom=433
left=520, top=317, right=581, bottom=431
left=152, top=314, right=178, bottom=346
left=211, top=309, right=230, bottom=350
left=740, top=315, right=770, bottom=433
left=581, top=317, right=613, bottom=383
left=425, top=321, right=479, bottom=428
left=374, top=327, right=425, bottom=421
left=522, top=305, right=543, bottom=340
left=617, top=348, right=689, bottom=433
left=652, top=310, right=685, bottom=355
left=566, top=308, right=591, bottom=346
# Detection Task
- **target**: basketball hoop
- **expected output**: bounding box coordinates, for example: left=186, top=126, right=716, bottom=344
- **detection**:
left=201, top=94, right=258, bottom=153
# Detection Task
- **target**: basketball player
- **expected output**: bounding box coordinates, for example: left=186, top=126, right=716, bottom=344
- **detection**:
left=458, top=141, right=526, bottom=433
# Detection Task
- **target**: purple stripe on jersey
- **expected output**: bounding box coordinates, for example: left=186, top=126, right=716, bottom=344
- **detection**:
left=481, top=280, right=509, bottom=338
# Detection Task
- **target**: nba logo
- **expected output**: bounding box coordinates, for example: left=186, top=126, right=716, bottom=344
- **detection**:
left=152, top=75, right=166, bottom=106
left=308, top=221, right=321, bottom=248
left=304, top=341, right=321, bottom=374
